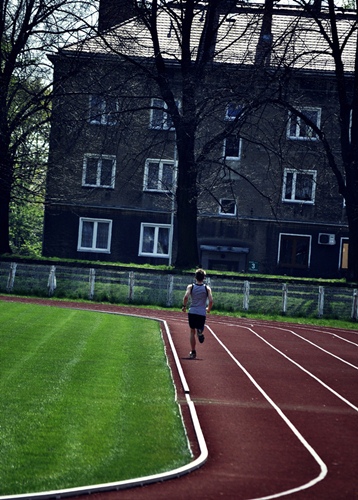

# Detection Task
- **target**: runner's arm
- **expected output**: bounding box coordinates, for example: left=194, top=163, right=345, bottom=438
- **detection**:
left=206, top=287, right=213, bottom=313
left=182, top=285, right=192, bottom=311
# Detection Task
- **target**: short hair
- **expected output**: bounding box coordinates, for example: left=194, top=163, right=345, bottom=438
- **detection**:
left=195, top=268, right=206, bottom=281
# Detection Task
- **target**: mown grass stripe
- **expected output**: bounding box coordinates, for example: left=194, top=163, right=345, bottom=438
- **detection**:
left=0, top=303, right=191, bottom=495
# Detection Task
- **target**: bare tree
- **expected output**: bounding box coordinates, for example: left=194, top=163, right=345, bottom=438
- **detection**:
left=256, top=0, right=358, bottom=280
left=0, top=0, right=96, bottom=255
left=75, top=0, right=265, bottom=268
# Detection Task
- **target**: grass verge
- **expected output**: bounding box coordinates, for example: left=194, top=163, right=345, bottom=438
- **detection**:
left=0, top=302, right=191, bottom=496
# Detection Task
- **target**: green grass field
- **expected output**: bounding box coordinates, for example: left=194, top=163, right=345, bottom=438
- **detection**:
left=0, top=302, right=191, bottom=496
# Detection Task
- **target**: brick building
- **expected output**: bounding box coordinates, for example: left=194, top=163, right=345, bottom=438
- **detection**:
left=43, top=0, right=353, bottom=278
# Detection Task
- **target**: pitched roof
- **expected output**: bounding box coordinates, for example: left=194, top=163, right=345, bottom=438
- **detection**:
left=64, top=5, right=356, bottom=74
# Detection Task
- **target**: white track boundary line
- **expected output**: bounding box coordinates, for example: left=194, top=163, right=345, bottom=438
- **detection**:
left=0, top=314, right=208, bottom=500
left=207, top=325, right=328, bottom=500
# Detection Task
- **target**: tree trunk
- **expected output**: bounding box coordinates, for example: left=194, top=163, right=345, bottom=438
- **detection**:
left=174, top=128, right=199, bottom=268
left=345, top=168, right=358, bottom=282
left=0, top=130, right=12, bottom=255
left=0, top=179, right=12, bottom=254
left=347, top=218, right=358, bottom=282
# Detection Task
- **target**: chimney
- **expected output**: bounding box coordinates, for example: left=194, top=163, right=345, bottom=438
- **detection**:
left=98, top=0, right=136, bottom=31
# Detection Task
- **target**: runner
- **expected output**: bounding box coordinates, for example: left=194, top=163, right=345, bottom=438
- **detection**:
left=182, top=268, right=213, bottom=359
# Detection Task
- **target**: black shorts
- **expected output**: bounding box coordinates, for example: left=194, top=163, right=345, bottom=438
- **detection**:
left=188, top=313, right=206, bottom=330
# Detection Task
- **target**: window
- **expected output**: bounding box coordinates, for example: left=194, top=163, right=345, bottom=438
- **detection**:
left=139, top=223, right=171, bottom=258
left=82, top=155, right=116, bottom=188
left=282, top=169, right=317, bottom=204
left=78, top=218, right=112, bottom=253
left=225, top=102, right=243, bottom=121
left=150, top=98, right=176, bottom=130
left=278, top=234, right=311, bottom=269
left=143, top=159, right=175, bottom=192
left=89, top=95, right=118, bottom=125
left=224, top=135, right=242, bottom=160
left=287, top=107, right=321, bottom=140
left=219, top=198, right=236, bottom=216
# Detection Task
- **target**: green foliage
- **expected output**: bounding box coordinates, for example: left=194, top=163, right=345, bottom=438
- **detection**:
left=9, top=200, right=44, bottom=256
left=0, top=303, right=191, bottom=495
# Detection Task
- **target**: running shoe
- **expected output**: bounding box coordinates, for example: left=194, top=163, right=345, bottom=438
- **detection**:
left=189, top=350, right=196, bottom=359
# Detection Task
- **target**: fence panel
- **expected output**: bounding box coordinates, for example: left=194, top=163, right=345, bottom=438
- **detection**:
left=207, top=277, right=244, bottom=312
left=0, top=261, right=357, bottom=321
left=247, top=281, right=283, bottom=315
left=91, top=268, right=130, bottom=303
left=323, top=286, right=354, bottom=320
left=128, top=272, right=169, bottom=306
left=10, top=263, right=49, bottom=296
left=283, top=283, right=319, bottom=318
left=51, top=266, right=91, bottom=299
left=0, top=262, right=13, bottom=293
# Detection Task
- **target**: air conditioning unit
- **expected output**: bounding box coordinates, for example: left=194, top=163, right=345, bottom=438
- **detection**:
left=318, top=233, right=336, bottom=245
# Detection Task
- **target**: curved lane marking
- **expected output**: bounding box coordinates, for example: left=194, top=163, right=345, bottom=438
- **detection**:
left=207, top=324, right=328, bottom=500
left=0, top=314, right=208, bottom=500
left=261, top=324, right=358, bottom=370
left=240, top=325, right=358, bottom=412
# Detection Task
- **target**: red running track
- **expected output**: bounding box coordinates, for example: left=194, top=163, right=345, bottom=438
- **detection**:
left=1, top=298, right=357, bottom=499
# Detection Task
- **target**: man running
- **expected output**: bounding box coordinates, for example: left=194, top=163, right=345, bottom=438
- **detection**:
left=182, top=268, right=213, bottom=359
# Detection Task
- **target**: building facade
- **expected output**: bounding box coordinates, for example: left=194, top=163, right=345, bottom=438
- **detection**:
left=43, top=1, right=352, bottom=278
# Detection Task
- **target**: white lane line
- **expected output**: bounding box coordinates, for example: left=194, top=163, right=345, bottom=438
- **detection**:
left=207, top=324, right=328, bottom=500
left=260, top=325, right=358, bottom=370
left=297, top=328, right=358, bottom=347
left=249, top=321, right=358, bottom=348
left=238, top=325, right=358, bottom=413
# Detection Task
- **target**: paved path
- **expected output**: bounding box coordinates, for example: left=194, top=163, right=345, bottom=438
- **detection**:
left=1, top=298, right=357, bottom=499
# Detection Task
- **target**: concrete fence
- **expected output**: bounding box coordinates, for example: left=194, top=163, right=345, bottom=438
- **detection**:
left=1, top=261, right=357, bottom=321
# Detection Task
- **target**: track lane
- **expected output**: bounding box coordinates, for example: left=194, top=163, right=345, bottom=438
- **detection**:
left=201, top=318, right=358, bottom=499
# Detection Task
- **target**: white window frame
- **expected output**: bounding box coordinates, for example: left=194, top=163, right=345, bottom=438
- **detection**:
left=223, top=135, right=242, bottom=160
left=77, top=218, right=112, bottom=253
left=225, top=102, right=243, bottom=121
left=287, top=107, right=321, bottom=140
left=282, top=168, right=317, bottom=204
left=219, top=198, right=237, bottom=216
left=277, top=233, right=312, bottom=268
left=139, top=223, right=171, bottom=258
left=89, top=95, right=118, bottom=126
left=82, top=154, right=116, bottom=188
left=143, top=159, right=176, bottom=192
left=150, top=98, right=179, bottom=130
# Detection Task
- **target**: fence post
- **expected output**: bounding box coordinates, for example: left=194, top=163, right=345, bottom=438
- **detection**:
left=89, top=268, right=96, bottom=300
left=318, top=286, right=324, bottom=318
left=128, top=271, right=134, bottom=302
left=206, top=277, right=211, bottom=306
left=6, top=262, right=17, bottom=292
left=282, top=283, right=288, bottom=315
left=243, top=280, right=250, bottom=311
left=167, top=275, right=174, bottom=307
left=352, top=289, right=358, bottom=321
left=47, top=266, right=57, bottom=297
